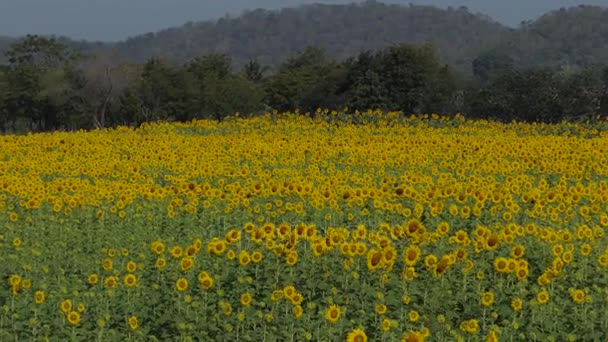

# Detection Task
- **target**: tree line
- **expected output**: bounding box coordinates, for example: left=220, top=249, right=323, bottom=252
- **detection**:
left=1, top=35, right=608, bottom=133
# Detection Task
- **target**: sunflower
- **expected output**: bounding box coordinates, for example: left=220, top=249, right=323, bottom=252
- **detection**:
left=238, top=251, right=251, bottom=266
left=180, top=257, right=194, bottom=271
left=366, top=249, right=383, bottom=271
left=326, top=304, right=341, bottom=324
left=286, top=251, right=298, bottom=266
left=8, top=274, right=20, bottom=288
left=128, top=315, right=138, bottom=331
left=241, top=293, right=252, bottom=307
left=151, top=240, right=166, bottom=255
left=271, top=290, right=283, bottom=302
left=293, top=305, right=303, bottom=318
left=170, top=246, right=183, bottom=259
left=401, top=331, right=425, bottom=342
left=570, top=289, right=586, bottom=304
left=598, top=254, right=608, bottom=267
left=375, top=303, right=387, bottom=315
left=126, top=261, right=137, bottom=273
left=155, top=257, right=167, bottom=270
left=493, top=257, right=508, bottom=273
left=290, top=293, right=304, bottom=306
left=220, top=301, right=233, bottom=316
left=403, top=245, right=421, bottom=267
left=34, top=290, right=45, bottom=304
left=251, top=251, right=263, bottom=264
left=381, top=318, right=391, bottom=332
left=580, top=244, right=592, bottom=256
left=481, top=291, right=494, bottom=306
left=104, top=276, right=117, bottom=289
left=60, top=299, right=72, bottom=313
left=87, top=274, right=99, bottom=285
left=67, top=311, right=81, bottom=326
left=198, top=272, right=214, bottom=290
left=515, top=267, right=529, bottom=281
left=346, top=328, right=367, bottom=342
left=486, top=330, right=499, bottom=342
left=124, top=274, right=137, bottom=287
left=402, top=267, right=417, bottom=281
left=102, top=258, right=113, bottom=271
left=175, top=278, right=188, bottom=292
left=536, top=290, right=550, bottom=304
left=408, top=310, right=419, bottom=322
left=511, top=245, right=525, bottom=258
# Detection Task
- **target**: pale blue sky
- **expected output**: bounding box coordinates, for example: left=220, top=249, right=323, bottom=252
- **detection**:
left=1, top=0, right=607, bottom=41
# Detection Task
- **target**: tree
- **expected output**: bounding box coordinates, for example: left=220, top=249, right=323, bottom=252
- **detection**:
left=375, top=43, right=455, bottom=114
left=202, top=75, right=265, bottom=121
left=264, top=47, right=337, bottom=112
left=242, top=60, right=268, bottom=83
left=3, top=35, right=82, bottom=131
left=136, top=57, right=183, bottom=122
left=472, top=50, right=514, bottom=83
left=0, top=66, right=8, bottom=132
left=71, top=49, right=139, bottom=129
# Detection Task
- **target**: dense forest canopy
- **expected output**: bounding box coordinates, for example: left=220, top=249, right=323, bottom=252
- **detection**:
left=2, top=2, right=608, bottom=73
left=1, top=2, right=608, bottom=133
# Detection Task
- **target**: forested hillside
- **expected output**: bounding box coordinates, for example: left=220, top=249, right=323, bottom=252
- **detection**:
left=2, top=3, right=608, bottom=73
left=115, top=2, right=509, bottom=73
left=496, top=5, right=608, bottom=69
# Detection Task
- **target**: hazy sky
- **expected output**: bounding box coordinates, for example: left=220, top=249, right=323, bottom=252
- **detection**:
left=1, top=0, right=607, bottom=41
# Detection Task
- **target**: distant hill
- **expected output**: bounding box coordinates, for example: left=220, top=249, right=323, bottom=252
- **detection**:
left=2, top=2, right=608, bottom=75
left=115, top=2, right=510, bottom=73
left=495, top=5, right=608, bottom=70
left=0, top=36, right=15, bottom=63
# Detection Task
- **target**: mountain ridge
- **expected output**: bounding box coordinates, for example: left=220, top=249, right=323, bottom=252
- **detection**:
left=1, top=2, right=608, bottom=74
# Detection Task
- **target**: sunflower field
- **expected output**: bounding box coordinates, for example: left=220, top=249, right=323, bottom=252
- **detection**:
left=2, top=110, right=608, bottom=341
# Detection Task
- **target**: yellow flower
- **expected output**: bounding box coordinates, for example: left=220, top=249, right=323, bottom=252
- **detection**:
left=401, top=331, right=426, bottom=342
left=176, top=278, right=188, bottom=292
left=375, top=303, right=387, bottom=315
left=67, top=311, right=81, bottom=325
left=537, top=290, right=550, bottom=304
left=128, top=316, right=138, bottom=330
left=12, top=237, right=22, bottom=247
left=408, top=310, right=419, bottom=322
left=155, top=257, right=167, bottom=270
left=9, top=274, right=21, bottom=286
left=151, top=241, right=166, bottom=255
left=251, top=250, right=263, bottom=263
left=60, top=299, right=72, bottom=314
left=293, top=305, right=303, bottom=318
left=180, top=257, right=194, bottom=271
left=286, top=251, right=298, bottom=266
left=124, top=274, right=137, bottom=287
left=87, top=274, right=99, bottom=285
left=346, top=328, right=367, bottom=342
left=381, top=318, right=391, bottom=332
left=170, top=246, right=183, bottom=258
left=77, top=303, right=86, bottom=313
left=238, top=251, right=251, bottom=266
left=511, top=297, right=523, bottom=311
left=198, top=272, right=213, bottom=290
left=481, top=291, right=494, bottom=306
left=271, top=290, right=283, bottom=302
left=241, top=293, right=252, bottom=307
left=102, top=258, right=113, bottom=271
left=126, top=261, right=137, bottom=273
left=325, top=304, right=341, bottom=324
left=34, top=291, right=45, bottom=304
left=104, top=276, right=117, bottom=289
